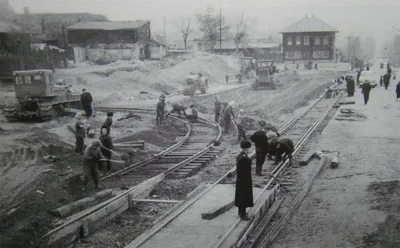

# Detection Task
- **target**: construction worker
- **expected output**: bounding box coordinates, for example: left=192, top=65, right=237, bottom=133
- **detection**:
left=74, top=112, right=86, bottom=155
left=250, top=121, right=269, bottom=176
left=267, top=129, right=280, bottom=160
left=99, top=127, right=113, bottom=173
left=80, top=89, right=93, bottom=118
left=223, top=101, right=235, bottom=134
left=166, top=103, right=187, bottom=118
left=234, top=140, right=253, bottom=220
left=346, top=75, right=355, bottom=97
left=83, top=140, right=105, bottom=189
left=362, top=80, right=372, bottom=105
left=187, top=105, right=198, bottom=122
left=214, top=95, right=221, bottom=123
left=396, top=82, right=400, bottom=101
left=156, top=97, right=165, bottom=125
left=383, top=73, right=390, bottom=90
left=387, top=65, right=392, bottom=79
left=272, top=137, right=295, bottom=166
left=236, top=109, right=246, bottom=142
left=101, top=112, right=113, bottom=134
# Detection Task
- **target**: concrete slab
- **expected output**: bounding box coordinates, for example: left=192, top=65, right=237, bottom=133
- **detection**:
left=131, top=184, right=262, bottom=248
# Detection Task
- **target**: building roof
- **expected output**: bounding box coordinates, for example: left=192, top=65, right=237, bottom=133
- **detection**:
left=67, top=21, right=149, bottom=30
left=281, top=16, right=337, bottom=33
left=0, top=20, right=21, bottom=33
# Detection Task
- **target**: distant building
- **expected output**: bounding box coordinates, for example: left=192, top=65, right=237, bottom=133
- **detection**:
left=0, top=21, right=24, bottom=81
left=281, top=16, right=338, bottom=62
left=0, top=0, right=15, bottom=21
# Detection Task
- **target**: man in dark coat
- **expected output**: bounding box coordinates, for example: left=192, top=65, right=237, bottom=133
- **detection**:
left=383, top=73, right=390, bottom=90
left=271, top=137, right=295, bottom=166
left=356, top=70, right=362, bottom=85
left=74, top=112, right=86, bottom=155
left=80, top=89, right=93, bottom=117
left=346, top=76, right=355, bottom=97
left=101, top=112, right=113, bottom=134
left=362, top=81, right=372, bottom=105
left=156, top=98, right=165, bottom=125
left=166, top=103, right=188, bottom=118
left=267, top=130, right=280, bottom=160
left=235, top=140, right=253, bottom=220
left=396, top=82, right=400, bottom=101
left=83, top=140, right=105, bottom=189
left=100, top=127, right=113, bottom=173
left=250, top=121, right=269, bottom=176
left=223, top=101, right=235, bottom=134
left=214, top=96, right=221, bottom=123
left=387, top=66, right=392, bottom=78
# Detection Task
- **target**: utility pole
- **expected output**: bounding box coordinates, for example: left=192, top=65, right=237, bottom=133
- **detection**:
left=219, top=6, right=222, bottom=52
left=62, top=23, right=68, bottom=68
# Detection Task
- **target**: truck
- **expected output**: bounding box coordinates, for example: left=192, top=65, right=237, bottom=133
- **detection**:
left=183, top=72, right=209, bottom=96
left=3, top=70, right=81, bottom=122
left=251, top=60, right=276, bottom=90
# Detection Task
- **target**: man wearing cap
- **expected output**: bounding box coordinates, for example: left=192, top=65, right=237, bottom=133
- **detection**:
left=235, top=140, right=253, bottom=220
left=101, top=112, right=113, bottom=134
left=214, top=95, right=222, bottom=123
left=383, top=73, right=390, bottom=90
left=156, top=97, right=165, bottom=125
left=236, top=109, right=247, bottom=142
left=83, top=140, right=105, bottom=189
left=74, top=112, right=86, bottom=155
left=346, top=75, right=355, bottom=97
left=223, top=101, right=235, bottom=134
left=80, top=89, right=93, bottom=117
left=250, top=121, right=269, bottom=176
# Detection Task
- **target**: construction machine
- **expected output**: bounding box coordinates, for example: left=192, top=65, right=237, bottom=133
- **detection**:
left=251, top=60, right=276, bottom=90
left=183, top=72, right=209, bottom=96
left=3, top=70, right=81, bottom=122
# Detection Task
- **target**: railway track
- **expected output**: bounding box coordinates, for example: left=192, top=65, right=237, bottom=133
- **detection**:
left=43, top=108, right=223, bottom=248
left=125, top=82, right=344, bottom=248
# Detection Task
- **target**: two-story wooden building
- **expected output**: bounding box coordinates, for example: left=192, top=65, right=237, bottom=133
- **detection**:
left=281, top=16, right=338, bottom=62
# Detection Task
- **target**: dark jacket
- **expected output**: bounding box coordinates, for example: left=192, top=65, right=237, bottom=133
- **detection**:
left=172, top=103, right=186, bottom=111
left=277, top=138, right=295, bottom=153
left=75, top=120, right=86, bottom=138
left=346, top=78, right=355, bottom=93
left=190, top=108, right=198, bottom=117
left=100, top=134, right=113, bottom=158
left=156, top=101, right=165, bottom=114
left=80, top=92, right=93, bottom=107
left=223, top=106, right=234, bottom=121
left=234, top=151, right=254, bottom=208
left=396, top=83, right=400, bottom=97
left=214, top=100, right=221, bottom=114
left=383, top=74, right=390, bottom=85
left=84, top=145, right=105, bottom=167
left=362, top=83, right=372, bottom=95
left=387, top=67, right=392, bottom=77
left=101, top=118, right=112, bottom=134
left=250, top=130, right=269, bottom=153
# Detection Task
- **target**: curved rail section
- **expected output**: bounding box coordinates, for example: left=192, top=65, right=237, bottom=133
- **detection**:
left=43, top=108, right=222, bottom=248
left=125, top=83, right=342, bottom=248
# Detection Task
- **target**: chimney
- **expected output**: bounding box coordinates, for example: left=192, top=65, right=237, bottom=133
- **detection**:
left=23, top=6, right=29, bottom=14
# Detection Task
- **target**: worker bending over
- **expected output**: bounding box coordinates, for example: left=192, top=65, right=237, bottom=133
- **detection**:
left=83, top=140, right=105, bottom=189
left=270, top=137, right=295, bottom=166
left=166, top=103, right=188, bottom=118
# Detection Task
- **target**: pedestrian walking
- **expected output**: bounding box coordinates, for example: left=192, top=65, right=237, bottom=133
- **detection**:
left=250, top=121, right=269, bottom=176
left=346, top=75, right=355, bottom=97
left=384, top=73, right=390, bottom=90
left=223, top=101, right=235, bottom=134
left=99, top=127, right=113, bottom=173
left=396, top=82, right=400, bottom=101
left=166, top=103, right=188, bottom=118
left=214, top=96, right=221, bottom=123
left=101, top=112, right=113, bottom=134
left=272, top=137, right=295, bottom=166
left=362, top=81, right=372, bottom=105
left=82, top=140, right=105, bottom=189
left=80, top=89, right=93, bottom=117
left=234, top=140, right=253, bottom=220
left=74, top=112, right=86, bottom=155
left=156, top=97, right=165, bottom=125
left=236, top=109, right=247, bottom=142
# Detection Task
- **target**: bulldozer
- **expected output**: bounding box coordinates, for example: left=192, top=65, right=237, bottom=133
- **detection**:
left=3, top=70, right=81, bottom=122
left=183, top=72, right=209, bottom=96
left=251, top=60, right=276, bottom=90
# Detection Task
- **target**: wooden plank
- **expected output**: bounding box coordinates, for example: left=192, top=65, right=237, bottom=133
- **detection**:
left=338, top=101, right=355, bottom=105
left=131, top=199, right=181, bottom=204
left=201, top=201, right=235, bottom=220
left=50, top=189, right=114, bottom=218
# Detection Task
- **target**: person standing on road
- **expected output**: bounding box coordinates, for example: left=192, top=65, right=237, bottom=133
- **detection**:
left=234, top=140, right=253, bottom=221
left=99, top=127, right=113, bottom=173
left=250, top=121, right=269, bottom=176
left=362, top=80, right=372, bottom=105
left=83, top=140, right=105, bottom=189
left=156, top=97, right=165, bottom=125
left=214, top=96, right=221, bottom=123
left=101, top=112, right=113, bottom=134
left=223, top=101, right=235, bottom=134
left=396, top=82, right=400, bottom=101
left=74, top=112, right=86, bottom=155
left=236, top=109, right=247, bottom=142
left=80, top=89, right=93, bottom=118
left=346, top=76, right=355, bottom=97
left=383, top=73, right=390, bottom=90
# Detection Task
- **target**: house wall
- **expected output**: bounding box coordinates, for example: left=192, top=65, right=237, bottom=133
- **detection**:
left=67, top=29, right=139, bottom=45
left=282, top=32, right=336, bottom=61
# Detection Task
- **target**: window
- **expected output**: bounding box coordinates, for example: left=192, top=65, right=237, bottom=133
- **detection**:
left=33, top=75, right=42, bottom=81
left=285, top=51, right=294, bottom=59
left=315, top=36, right=320, bottom=45
left=323, top=36, right=329, bottom=45
left=287, top=36, right=292, bottom=46
left=25, top=76, right=32, bottom=84
left=296, top=36, right=301, bottom=45
left=304, top=36, right=310, bottom=46
left=312, top=50, right=330, bottom=59
left=294, top=51, right=302, bottom=59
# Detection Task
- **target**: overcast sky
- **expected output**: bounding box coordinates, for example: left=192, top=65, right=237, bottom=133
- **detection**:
left=9, top=0, right=400, bottom=47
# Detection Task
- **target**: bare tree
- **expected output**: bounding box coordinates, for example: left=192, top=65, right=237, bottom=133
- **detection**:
left=196, top=5, right=230, bottom=53
left=180, top=17, right=193, bottom=50
left=234, top=15, right=248, bottom=54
